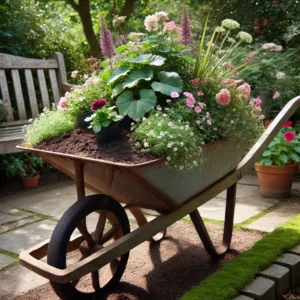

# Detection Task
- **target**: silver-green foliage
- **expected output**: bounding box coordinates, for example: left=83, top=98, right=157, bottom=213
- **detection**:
left=23, top=107, right=76, bottom=148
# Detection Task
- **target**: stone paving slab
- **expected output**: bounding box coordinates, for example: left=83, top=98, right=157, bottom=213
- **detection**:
left=0, top=204, right=31, bottom=219
left=198, top=195, right=278, bottom=224
left=216, top=184, right=261, bottom=199
left=0, top=264, right=48, bottom=299
left=1, top=184, right=93, bottom=220
left=0, top=253, right=15, bottom=270
left=247, top=200, right=300, bottom=232
left=0, top=213, right=23, bottom=225
left=0, top=215, right=40, bottom=234
left=0, top=220, right=57, bottom=255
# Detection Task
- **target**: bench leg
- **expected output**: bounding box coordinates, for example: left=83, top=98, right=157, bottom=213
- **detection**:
left=189, top=183, right=236, bottom=256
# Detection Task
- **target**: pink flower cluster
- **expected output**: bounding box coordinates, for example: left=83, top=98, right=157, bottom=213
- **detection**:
left=58, top=97, right=68, bottom=110
left=184, top=92, right=196, bottom=108
left=164, top=21, right=181, bottom=33
left=249, top=97, right=265, bottom=120
left=216, top=89, right=231, bottom=105
left=71, top=70, right=78, bottom=79
left=237, top=83, right=251, bottom=100
left=273, top=91, right=280, bottom=99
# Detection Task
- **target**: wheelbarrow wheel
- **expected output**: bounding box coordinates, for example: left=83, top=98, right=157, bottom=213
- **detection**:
left=47, top=194, right=130, bottom=300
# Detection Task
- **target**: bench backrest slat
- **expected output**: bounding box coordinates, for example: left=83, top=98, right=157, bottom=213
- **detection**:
left=0, top=70, right=13, bottom=121
left=0, top=53, right=59, bottom=69
left=37, top=69, right=50, bottom=109
left=25, top=69, right=39, bottom=118
left=49, top=69, right=60, bottom=105
left=11, top=69, right=27, bottom=120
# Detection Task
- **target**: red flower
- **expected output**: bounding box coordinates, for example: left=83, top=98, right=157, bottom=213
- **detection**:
left=283, top=120, right=292, bottom=128
left=91, top=99, right=106, bottom=111
left=265, top=122, right=271, bottom=128
left=283, top=131, right=295, bottom=142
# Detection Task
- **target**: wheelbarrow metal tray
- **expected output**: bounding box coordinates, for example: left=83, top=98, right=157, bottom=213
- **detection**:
left=18, top=139, right=246, bottom=212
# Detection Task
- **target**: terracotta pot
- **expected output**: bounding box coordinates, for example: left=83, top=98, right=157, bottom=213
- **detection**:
left=96, top=123, right=120, bottom=143
left=22, top=175, right=40, bottom=189
left=255, top=162, right=298, bottom=198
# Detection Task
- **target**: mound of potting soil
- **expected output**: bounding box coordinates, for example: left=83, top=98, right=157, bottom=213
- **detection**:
left=36, top=127, right=157, bottom=164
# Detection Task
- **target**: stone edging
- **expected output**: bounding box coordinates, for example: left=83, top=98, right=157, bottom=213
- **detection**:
left=233, top=244, right=300, bottom=300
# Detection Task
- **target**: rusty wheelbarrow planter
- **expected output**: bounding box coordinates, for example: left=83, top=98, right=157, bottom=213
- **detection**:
left=18, top=97, right=300, bottom=299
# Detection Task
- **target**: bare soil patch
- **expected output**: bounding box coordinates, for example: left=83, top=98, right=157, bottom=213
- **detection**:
left=16, top=221, right=263, bottom=300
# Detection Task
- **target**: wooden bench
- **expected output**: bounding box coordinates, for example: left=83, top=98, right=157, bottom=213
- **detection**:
left=0, top=52, right=72, bottom=154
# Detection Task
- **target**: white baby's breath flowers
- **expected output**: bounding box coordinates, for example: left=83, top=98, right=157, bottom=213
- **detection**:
left=167, top=156, right=171, bottom=161
left=237, top=31, right=253, bottom=43
left=144, top=142, right=149, bottom=147
left=173, top=147, right=178, bottom=152
left=112, top=15, right=127, bottom=28
left=221, top=19, right=240, bottom=30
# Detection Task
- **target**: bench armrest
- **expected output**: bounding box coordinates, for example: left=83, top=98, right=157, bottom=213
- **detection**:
left=62, top=82, right=75, bottom=93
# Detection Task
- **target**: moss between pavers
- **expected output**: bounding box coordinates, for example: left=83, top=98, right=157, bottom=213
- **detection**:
left=180, top=214, right=300, bottom=300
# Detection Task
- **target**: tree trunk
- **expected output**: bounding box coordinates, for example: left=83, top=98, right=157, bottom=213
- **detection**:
left=65, top=0, right=101, bottom=57
left=119, top=0, right=136, bottom=18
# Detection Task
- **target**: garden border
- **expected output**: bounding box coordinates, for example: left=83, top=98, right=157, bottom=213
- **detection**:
left=180, top=214, right=300, bottom=300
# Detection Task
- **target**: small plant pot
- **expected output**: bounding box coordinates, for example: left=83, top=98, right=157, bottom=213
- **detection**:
left=255, top=162, right=299, bottom=198
left=76, top=112, right=92, bottom=129
left=96, top=123, right=120, bottom=143
left=22, top=175, right=40, bottom=189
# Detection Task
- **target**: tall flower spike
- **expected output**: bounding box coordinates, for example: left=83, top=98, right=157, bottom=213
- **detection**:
left=100, top=16, right=116, bottom=58
left=180, top=6, right=192, bottom=45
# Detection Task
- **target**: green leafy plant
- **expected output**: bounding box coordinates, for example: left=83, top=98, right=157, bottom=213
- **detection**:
left=0, top=153, right=43, bottom=178
left=259, top=121, right=300, bottom=168
left=86, top=106, right=123, bottom=133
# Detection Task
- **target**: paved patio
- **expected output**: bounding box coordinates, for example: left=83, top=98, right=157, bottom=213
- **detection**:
left=0, top=173, right=299, bottom=299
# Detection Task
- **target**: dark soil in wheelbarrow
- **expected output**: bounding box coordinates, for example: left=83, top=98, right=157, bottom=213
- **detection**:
left=16, top=221, right=264, bottom=300
left=36, top=126, right=157, bottom=164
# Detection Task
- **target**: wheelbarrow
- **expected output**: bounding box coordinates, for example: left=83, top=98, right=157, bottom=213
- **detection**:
left=18, top=97, right=300, bottom=299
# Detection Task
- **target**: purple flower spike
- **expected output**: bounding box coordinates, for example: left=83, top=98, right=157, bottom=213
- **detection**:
left=180, top=6, right=193, bottom=45
left=100, top=16, right=116, bottom=58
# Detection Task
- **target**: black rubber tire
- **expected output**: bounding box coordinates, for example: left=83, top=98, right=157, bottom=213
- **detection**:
left=47, top=194, right=130, bottom=300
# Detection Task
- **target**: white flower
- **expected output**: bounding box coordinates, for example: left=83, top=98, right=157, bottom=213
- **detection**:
left=215, top=26, right=225, bottom=33
left=231, top=120, right=234, bottom=124
left=276, top=72, right=285, bottom=79
left=237, top=31, right=253, bottom=43
left=168, top=122, right=174, bottom=128
left=158, top=122, right=162, bottom=126
left=169, top=135, right=173, bottom=138
left=160, top=131, right=165, bottom=136
left=50, top=121, right=54, bottom=126
left=227, top=38, right=236, bottom=44
left=185, top=125, right=190, bottom=129
left=167, top=156, right=171, bottom=161
left=148, top=122, right=151, bottom=125
left=149, top=130, right=156, bottom=137
left=162, top=114, right=167, bottom=117
left=180, top=142, right=184, bottom=146
left=43, top=107, right=47, bottom=112
left=135, top=142, right=140, bottom=147
left=79, top=97, right=84, bottom=102
left=190, top=132, right=194, bottom=136
left=157, top=105, right=162, bottom=111
left=221, top=19, right=240, bottom=30
left=28, top=118, right=33, bottom=122
left=193, top=160, right=198, bottom=166
left=179, top=166, right=184, bottom=170
left=144, top=142, right=149, bottom=147
left=167, top=142, right=173, bottom=148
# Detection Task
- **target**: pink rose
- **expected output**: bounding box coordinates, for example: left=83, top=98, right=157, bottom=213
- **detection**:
left=58, top=97, right=68, bottom=110
left=190, top=78, right=201, bottom=86
left=259, top=114, right=265, bottom=120
left=273, top=91, right=280, bottom=99
left=207, top=119, right=212, bottom=125
left=216, top=89, right=231, bottom=105
left=255, top=98, right=262, bottom=106
left=170, top=92, right=180, bottom=98
left=197, top=91, right=204, bottom=97
left=71, top=70, right=78, bottom=78
left=186, top=97, right=195, bottom=108
left=194, top=106, right=201, bottom=113
left=237, top=83, right=251, bottom=99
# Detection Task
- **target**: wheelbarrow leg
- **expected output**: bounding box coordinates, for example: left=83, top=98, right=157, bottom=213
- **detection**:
left=189, top=183, right=237, bottom=256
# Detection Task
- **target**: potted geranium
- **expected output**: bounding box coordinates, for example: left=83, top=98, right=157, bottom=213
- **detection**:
left=85, top=99, right=123, bottom=142
left=0, top=153, right=43, bottom=189
left=255, top=120, right=300, bottom=198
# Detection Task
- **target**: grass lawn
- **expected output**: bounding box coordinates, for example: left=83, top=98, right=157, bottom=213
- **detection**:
left=181, top=214, right=300, bottom=300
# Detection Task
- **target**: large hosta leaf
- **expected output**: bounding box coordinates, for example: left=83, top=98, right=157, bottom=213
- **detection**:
left=127, top=54, right=166, bottom=66
left=117, top=89, right=157, bottom=120
left=151, top=71, right=183, bottom=95
left=112, top=83, right=124, bottom=98
left=122, top=67, right=153, bottom=89
left=108, top=65, right=130, bottom=85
